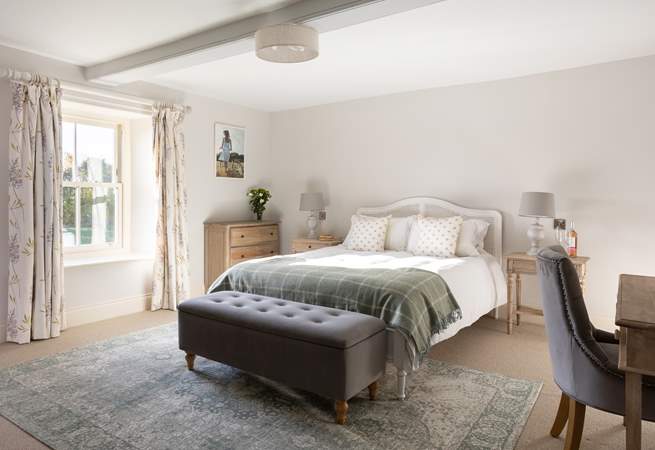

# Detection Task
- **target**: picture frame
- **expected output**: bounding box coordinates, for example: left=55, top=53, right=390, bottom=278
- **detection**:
left=214, top=122, right=245, bottom=178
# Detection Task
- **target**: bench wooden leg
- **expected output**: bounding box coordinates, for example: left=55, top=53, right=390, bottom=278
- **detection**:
left=368, top=381, right=379, bottom=401
left=335, top=400, right=348, bottom=425
left=185, top=352, right=196, bottom=370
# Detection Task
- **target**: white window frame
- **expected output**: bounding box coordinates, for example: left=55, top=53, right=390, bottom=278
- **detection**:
left=62, top=113, right=131, bottom=256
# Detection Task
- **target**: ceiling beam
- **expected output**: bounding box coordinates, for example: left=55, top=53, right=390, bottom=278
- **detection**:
left=85, top=0, right=445, bottom=85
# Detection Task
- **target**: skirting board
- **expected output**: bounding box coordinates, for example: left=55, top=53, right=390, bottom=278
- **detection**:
left=0, top=322, right=5, bottom=344
left=64, top=293, right=151, bottom=329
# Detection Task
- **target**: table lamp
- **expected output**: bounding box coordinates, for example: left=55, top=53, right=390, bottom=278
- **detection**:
left=519, top=192, right=555, bottom=255
left=299, top=192, right=325, bottom=239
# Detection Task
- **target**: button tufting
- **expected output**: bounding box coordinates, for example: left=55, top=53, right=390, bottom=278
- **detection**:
left=213, top=299, right=223, bottom=303
left=276, top=302, right=286, bottom=306
left=232, top=293, right=240, bottom=298
left=284, top=313, right=294, bottom=318
left=313, top=319, right=323, bottom=324
left=258, top=308, right=268, bottom=313
left=234, top=303, right=243, bottom=307
left=301, top=306, right=311, bottom=311
left=329, top=312, right=340, bottom=316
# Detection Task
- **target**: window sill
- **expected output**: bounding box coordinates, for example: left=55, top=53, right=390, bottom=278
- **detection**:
left=64, top=252, right=154, bottom=268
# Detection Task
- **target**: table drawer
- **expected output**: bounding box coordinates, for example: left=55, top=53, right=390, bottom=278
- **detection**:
left=230, top=242, right=278, bottom=265
left=508, top=258, right=536, bottom=274
left=230, top=225, right=278, bottom=246
left=292, top=242, right=328, bottom=253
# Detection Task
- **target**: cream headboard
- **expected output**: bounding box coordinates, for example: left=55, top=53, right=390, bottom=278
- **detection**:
left=356, top=197, right=503, bottom=265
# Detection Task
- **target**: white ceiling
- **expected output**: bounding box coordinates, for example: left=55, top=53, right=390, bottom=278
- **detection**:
left=1, top=0, right=655, bottom=111
left=0, top=0, right=300, bottom=64
left=152, top=0, right=655, bottom=111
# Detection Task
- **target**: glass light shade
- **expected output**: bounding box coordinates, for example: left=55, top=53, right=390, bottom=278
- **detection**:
left=255, top=23, right=319, bottom=63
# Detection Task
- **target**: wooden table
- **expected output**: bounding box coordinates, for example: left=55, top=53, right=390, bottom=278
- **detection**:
left=504, top=252, right=589, bottom=335
left=616, top=274, right=655, bottom=450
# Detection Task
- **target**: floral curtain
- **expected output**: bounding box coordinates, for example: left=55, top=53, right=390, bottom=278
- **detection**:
left=151, top=104, right=190, bottom=311
left=7, top=76, right=64, bottom=344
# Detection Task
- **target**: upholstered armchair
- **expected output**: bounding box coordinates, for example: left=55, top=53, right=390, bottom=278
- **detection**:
left=536, top=246, right=655, bottom=449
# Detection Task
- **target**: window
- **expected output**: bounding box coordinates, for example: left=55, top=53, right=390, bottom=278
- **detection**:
left=62, top=117, right=123, bottom=252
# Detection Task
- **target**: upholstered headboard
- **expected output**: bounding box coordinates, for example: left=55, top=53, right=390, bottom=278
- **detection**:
left=356, top=197, right=503, bottom=265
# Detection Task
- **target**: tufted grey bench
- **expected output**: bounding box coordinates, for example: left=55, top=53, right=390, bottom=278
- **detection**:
left=178, top=291, right=387, bottom=424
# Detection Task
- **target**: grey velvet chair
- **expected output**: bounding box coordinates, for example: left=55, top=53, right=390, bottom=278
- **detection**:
left=536, top=246, right=655, bottom=449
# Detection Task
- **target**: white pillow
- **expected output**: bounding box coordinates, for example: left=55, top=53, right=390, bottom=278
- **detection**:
left=407, top=215, right=463, bottom=257
left=385, top=215, right=417, bottom=251
left=343, top=214, right=390, bottom=252
left=455, top=219, right=490, bottom=257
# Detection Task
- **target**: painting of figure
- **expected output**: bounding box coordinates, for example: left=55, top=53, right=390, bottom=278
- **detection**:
left=215, top=123, right=245, bottom=178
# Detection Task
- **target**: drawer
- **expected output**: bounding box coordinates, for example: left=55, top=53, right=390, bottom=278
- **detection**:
left=230, top=242, right=278, bottom=264
left=292, top=242, right=328, bottom=253
left=230, top=225, right=278, bottom=247
left=509, top=259, right=536, bottom=274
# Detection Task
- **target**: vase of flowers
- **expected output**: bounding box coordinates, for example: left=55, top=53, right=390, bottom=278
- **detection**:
left=247, top=188, right=272, bottom=221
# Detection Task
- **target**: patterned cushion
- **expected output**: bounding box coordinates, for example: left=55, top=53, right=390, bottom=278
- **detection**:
left=343, top=215, right=390, bottom=252
left=407, top=215, right=463, bottom=257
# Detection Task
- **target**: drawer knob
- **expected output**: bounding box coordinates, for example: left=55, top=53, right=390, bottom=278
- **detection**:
left=308, top=245, right=312, bottom=248
left=270, top=232, right=274, bottom=236
left=240, top=234, right=245, bottom=238
left=241, top=254, right=245, bottom=258
left=270, top=250, right=274, bottom=254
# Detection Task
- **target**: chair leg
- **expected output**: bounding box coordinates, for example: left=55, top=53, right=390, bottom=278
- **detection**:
left=551, top=392, right=570, bottom=437
left=564, top=399, right=586, bottom=450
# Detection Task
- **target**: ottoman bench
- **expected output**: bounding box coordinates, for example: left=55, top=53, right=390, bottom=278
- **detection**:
left=178, top=291, right=387, bottom=424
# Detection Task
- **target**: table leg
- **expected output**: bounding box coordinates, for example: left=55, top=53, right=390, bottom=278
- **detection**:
left=506, top=273, right=514, bottom=335
left=516, top=274, right=522, bottom=326
left=575, top=264, right=587, bottom=295
left=625, top=371, right=642, bottom=450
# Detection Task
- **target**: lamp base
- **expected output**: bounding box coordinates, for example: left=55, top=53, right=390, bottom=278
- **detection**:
left=306, top=212, right=318, bottom=240
left=526, top=218, right=544, bottom=256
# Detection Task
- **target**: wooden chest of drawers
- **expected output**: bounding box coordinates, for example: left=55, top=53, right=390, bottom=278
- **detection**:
left=204, top=220, right=279, bottom=290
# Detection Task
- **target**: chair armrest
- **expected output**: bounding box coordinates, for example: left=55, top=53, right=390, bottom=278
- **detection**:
left=593, top=327, right=619, bottom=344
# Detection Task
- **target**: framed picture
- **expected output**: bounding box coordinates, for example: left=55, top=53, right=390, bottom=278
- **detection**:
left=214, top=122, right=245, bottom=178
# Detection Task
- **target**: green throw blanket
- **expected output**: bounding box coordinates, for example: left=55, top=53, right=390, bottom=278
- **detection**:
left=208, top=257, right=462, bottom=360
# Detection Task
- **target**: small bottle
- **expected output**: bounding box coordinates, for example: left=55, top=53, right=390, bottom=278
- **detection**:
left=567, top=221, right=578, bottom=257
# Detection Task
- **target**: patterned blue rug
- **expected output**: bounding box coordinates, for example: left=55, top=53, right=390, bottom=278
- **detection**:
left=0, top=323, right=541, bottom=449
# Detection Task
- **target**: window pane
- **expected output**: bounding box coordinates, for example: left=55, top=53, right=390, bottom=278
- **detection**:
left=62, top=122, right=75, bottom=182
left=62, top=186, right=76, bottom=247
left=80, top=187, right=117, bottom=246
left=76, top=123, right=116, bottom=183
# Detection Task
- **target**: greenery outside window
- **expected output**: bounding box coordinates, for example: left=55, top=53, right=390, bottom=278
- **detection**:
left=62, top=116, right=123, bottom=253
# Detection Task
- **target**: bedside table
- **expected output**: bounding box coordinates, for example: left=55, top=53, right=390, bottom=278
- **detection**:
left=505, top=252, right=590, bottom=335
left=292, top=237, right=342, bottom=253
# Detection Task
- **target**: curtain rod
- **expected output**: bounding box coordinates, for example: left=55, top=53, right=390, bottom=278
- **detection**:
left=0, top=67, right=60, bottom=87
left=1, top=68, right=191, bottom=114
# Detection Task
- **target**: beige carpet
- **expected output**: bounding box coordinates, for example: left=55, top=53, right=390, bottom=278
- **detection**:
left=0, top=312, right=652, bottom=449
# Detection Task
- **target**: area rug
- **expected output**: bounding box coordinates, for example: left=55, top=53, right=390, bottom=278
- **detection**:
left=0, top=323, right=541, bottom=449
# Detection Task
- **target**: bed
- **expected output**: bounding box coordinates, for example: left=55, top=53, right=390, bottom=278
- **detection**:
left=208, top=197, right=506, bottom=399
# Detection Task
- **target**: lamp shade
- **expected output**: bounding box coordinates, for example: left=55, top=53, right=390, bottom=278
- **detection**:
left=255, top=23, right=319, bottom=63
left=299, top=192, right=324, bottom=211
left=519, top=192, right=555, bottom=218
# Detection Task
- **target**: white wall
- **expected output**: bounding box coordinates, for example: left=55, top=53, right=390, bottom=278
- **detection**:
left=271, top=55, right=655, bottom=330
left=0, top=45, right=272, bottom=341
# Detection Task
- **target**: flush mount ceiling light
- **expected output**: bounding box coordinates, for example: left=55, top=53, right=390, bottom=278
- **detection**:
left=255, top=23, right=319, bottom=63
